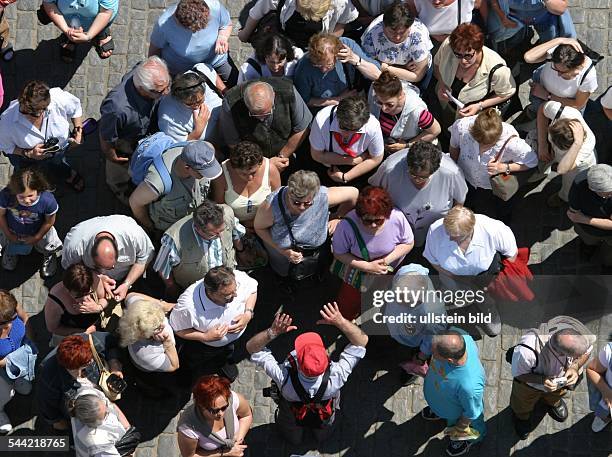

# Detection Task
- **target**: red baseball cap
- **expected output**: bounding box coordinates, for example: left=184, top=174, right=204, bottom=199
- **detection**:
left=295, top=332, right=329, bottom=377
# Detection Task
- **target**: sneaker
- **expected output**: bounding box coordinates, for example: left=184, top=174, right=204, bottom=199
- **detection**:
left=591, top=414, right=611, bottom=433
left=0, top=411, right=12, bottom=434
left=446, top=440, right=473, bottom=456
left=1, top=253, right=17, bottom=271
left=421, top=406, right=441, bottom=421
left=548, top=398, right=568, bottom=422
left=40, top=254, right=58, bottom=278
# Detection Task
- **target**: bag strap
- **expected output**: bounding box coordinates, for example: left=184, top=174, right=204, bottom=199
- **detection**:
left=553, top=104, right=565, bottom=123
left=486, top=63, right=505, bottom=97
left=154, top=141, right=191, bottom=195
left=457, top=0, right=462, bottom=27
left=191, top=67, right=224, bottom=99
left=87, top=334, right=105, bottom=373
left=493, top=134, right=518, bottom=163
left=328, top=106, right=337, bottom=152
left=515, top=343, right=539, bottom=373
left=579, top=62, right=594, bottom=87
left=246, top=58, right=263, bottom=77
left=278, top=187, right=297, bottom=248
left=47, top=293, right=67, bottom=312
left=343, top=217, right=370, bottom=262
left=342, top=62, right=353, bottom=91
left=287, top=355, right=330, bottom=404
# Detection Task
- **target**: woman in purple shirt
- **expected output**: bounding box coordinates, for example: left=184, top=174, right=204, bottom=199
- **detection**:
left=332, top=186, right=414, bottom=318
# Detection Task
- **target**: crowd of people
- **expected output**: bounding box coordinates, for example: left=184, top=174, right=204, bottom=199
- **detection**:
left=0, top=0, right=610, bottom=456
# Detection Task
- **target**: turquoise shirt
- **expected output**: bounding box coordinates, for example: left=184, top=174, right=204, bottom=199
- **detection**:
left=45, top=0, right=119, bottom=31
left=423, top=329, right=486, bottom=440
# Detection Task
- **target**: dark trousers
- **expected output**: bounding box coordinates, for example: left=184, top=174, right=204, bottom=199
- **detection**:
left=8, top=151, right=72, bottom=181
left=176, top=337, right=237, bottom=382
left=214, top=54, right=239, bottom=89
left=465, top=183, right=516, bottom=225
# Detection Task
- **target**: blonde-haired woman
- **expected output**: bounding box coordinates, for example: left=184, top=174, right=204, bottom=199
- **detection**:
left=449, top=108, right=537, bottom=223
left=238, top=0, right=358, bottom=50
left=119, top=293, right=178, bottom=396
left=423, top=206, right=517, bottom=336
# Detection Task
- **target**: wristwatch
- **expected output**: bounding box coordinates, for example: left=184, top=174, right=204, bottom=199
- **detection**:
left=355, top=56, right=362, bottom=67
left=505, top=163, right=511, bottom=175
left=245, top=308, right=255, bottom=317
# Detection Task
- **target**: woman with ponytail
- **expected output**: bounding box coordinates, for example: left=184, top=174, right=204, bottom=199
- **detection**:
left=448, top=108, right=537, bottom=222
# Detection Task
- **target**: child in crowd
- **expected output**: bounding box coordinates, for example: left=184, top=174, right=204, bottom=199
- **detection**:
left=0, top=168, right=62, bottom=277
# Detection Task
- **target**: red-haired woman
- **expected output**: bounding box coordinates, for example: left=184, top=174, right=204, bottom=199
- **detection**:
left=434, top=23, right=516, bottom=123
left=36, top=334, right=123, bottom=433
left=177, top=375, right=253, bottom=457
left=332, top=186, right=414, bottom=318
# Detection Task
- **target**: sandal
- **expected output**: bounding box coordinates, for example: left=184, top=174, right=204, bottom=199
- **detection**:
left=65, top=170, right=85, bottom=192
left=94, top=35, right=114, bottom=59
left=58, top=35, right=76, bottom=63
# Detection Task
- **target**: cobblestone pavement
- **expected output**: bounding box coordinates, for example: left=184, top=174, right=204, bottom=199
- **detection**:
left=0, top=1, right=611, bottom=456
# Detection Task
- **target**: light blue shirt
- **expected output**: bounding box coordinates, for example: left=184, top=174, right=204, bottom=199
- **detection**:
left=44, top=0, right=119, bottom=31
left=158, top=64, right=223, bottom=142
left=149, top=2, right=231, bottom=75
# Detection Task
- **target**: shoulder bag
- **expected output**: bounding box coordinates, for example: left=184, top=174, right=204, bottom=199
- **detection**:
left=278, top=187, right=324, bottom=281
left=88, top=334, right=121, bottom=402
left=330, top=218, right=371, bottom=292
left=489, top=135, right=521, bottom=201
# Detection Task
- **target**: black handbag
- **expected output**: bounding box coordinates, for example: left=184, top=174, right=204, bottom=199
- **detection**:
left=278, top=187, right=325, bottom=281
left=114, top=426, right=141, bottom=457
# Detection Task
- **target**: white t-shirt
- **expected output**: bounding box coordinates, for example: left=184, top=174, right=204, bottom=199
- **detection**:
left=543, top=101, right=597, bottom=168
left=596, top=343, right=612, bottom=410
left=309, top=105, right=385, bottom=157
left=540, top=54, right=598, bottom=99
left=169, top=270, right=258, bottom=347
left=601, top=86, right=612, bottom=109
left=449, top=117, right=538, bottom=189
left=361, top=16, right=433, bottom=66
left=423, top=214, right=517, bottom=275
left=237, top=48, right=304, bottom=84
left=415, top=0, right=475, bottom=36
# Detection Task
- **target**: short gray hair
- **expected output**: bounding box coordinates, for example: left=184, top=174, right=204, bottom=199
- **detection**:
left=287, top=170, right=320, bottom=199
left=587, top=164, right=612, bottom=193
left=193, top=199, right=224, bottom=229
left=68, top=394, right=104, bottom=428
left=243, top=81, right=274, bottom=112
left=550, top=328, right=589, bottom=358
left=133, top=56, right=170, bottom=92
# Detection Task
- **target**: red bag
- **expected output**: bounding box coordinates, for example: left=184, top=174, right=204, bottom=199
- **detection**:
left=487, top=247, right=535, bottom=302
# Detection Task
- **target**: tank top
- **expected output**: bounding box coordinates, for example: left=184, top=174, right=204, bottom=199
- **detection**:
left=0, top=317, right=25, bottom=358
left=269, top=186, right=329, bottom=249
left=47, top=293, right=100, bottom=330
left=221, top=158, right=272, bottom=222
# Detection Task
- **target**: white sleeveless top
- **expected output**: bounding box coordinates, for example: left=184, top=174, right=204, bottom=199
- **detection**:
left=415, top=0, right=475, bottom=36
left=222, top=158, right=272, bottom=222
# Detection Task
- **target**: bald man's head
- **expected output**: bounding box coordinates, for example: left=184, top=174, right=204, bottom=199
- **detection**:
left=244, top=82, right=275, bottom=116
left=432, top=331, right=466, bottom=362
left=91, top=234, right=118, bottom=270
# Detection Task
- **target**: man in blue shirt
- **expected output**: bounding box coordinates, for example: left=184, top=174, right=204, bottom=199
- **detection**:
left=423, top=329, right=486, bottom=456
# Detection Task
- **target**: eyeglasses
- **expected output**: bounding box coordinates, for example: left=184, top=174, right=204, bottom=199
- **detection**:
left=0, top=313, right=17, bottom=326
left=184, top=97, right=205, bottom=108
left=409, top=171, right=431, bottom=183
left=291, top=199, right=313, bottom=208
left=248, top=107, right=274, bottom=118
left=206, top=403, right=230, bottom=415
left=361, top=216, right=386, bottom=226
left=452, top=50, right=476, bottom=61
left=148, top=82, right=170, bottom=95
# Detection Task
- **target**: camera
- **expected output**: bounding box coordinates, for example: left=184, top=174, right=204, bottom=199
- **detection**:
left=550, top=376, right=567, bottom=388
left=42, top=137, right=61, bottom=154
left=107, top=373, right=127, bottom=394
left=262, top=382, right=281, bottom=404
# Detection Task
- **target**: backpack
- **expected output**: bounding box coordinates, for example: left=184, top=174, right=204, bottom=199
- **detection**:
left=286, top=356, right=335, bottom=429
left=129, top=132, right=190, bottom=193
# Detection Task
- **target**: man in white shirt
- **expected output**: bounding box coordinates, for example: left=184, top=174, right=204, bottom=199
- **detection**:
left=169, top=266, right=258, bottom=381
left=246, top=303, right=368, bottom=445
left=510, top=323, right=593, bottom=439
left=310, top=96, right=384, bottom=187
left=61, top=215, right=155, bottom=301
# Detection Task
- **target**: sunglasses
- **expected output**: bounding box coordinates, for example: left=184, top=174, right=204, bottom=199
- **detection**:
left=452, top=50, right=476, bottom=61
left=0, top=313, right=17, bottom=326
left=362, top=217, right=386, bottom=226
left=291, top=199, right=313, bottom=208
left=206, top=403, right=230, bottom=415
left=249, top=108, right=274, bottom=118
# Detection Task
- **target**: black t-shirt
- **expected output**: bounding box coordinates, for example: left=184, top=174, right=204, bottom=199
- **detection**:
left=568, top=170, right=612, bottom=237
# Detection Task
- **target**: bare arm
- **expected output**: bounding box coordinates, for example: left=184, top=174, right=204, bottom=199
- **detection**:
left=278, top=128, right=309, bottom=158
left=586, top=356, right=612, bottom=405
left=381, top=59, right=428, bottom=83
left=524, top=37, right=579, bottom=64
left=128, top=183, right=158, bottom=230
left=43, top=2, right=70, bottom=34
left=30, top=213, right=56, bottom=243
left=318, top=302, right=368, bottom=347
left=548, top=90, right=591, bottom=111
left=84, top=9, right=113, bottom=41
left=556, top=122, right=584, bottom=174
left=332, top=22, right=345, bottom=37
left=343, top=153, right=384, bottom=181
left=544, top=0, right=568, bottom=15
left=238, top=16, right=259, bottom=42
left=234, top=393, right=253, bottom=443
left=210, top=174, right=227, bottom=204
